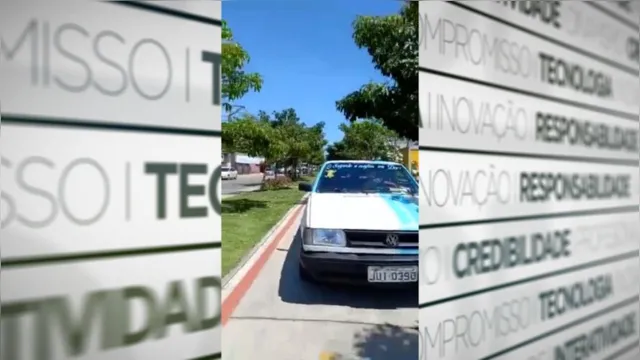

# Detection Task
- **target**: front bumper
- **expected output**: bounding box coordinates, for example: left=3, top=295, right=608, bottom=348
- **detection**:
left=299, top=248, right=418, bottom=287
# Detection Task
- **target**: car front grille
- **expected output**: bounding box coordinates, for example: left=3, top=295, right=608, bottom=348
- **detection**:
left=344, top=230, right=418, bottom=248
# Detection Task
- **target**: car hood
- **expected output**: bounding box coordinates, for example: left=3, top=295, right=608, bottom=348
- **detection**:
left=306, top=192, right=419, bottom=231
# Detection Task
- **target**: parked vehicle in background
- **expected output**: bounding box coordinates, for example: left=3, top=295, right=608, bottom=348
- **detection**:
left=287, top=167, right=301, bottom=178
left=265, top=170, right=276, bottom=179
left=221, top=166, right=238, bottom=180
left=297, top=160, right=419, bottom=286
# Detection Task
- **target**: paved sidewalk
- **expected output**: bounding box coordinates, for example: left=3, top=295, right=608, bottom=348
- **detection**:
left=221, top=201, right=419, bottom=360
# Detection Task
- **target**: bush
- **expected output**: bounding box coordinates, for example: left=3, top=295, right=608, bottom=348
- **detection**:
left=261, top=176, right=293, bottom=190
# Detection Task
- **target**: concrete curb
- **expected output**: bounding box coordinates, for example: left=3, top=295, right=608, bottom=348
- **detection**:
left=222, top=193, right=310, bottom=289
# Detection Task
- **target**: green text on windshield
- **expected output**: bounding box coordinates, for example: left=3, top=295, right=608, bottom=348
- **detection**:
left=315, top=162, right=418, bottom=195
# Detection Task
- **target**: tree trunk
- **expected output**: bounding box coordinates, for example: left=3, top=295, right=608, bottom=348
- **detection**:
left=292, top=158, right=299, bottom=180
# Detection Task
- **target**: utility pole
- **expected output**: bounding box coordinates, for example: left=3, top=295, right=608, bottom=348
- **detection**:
left=406, top=137, right=411, bottom=168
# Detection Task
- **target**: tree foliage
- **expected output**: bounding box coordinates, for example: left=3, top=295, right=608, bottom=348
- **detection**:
left=336, top=2, right=418, bottom=140
left=221, top=114, right=284, bottom=166
left=222, top=108, right=327, bottom=180
left=260, top=109, right=327, bottom=176
left=326, top=141, right=350, bottom=161
left=326, top=120, right=399, bottom=161
left=222, top=20, right=263, bottom=112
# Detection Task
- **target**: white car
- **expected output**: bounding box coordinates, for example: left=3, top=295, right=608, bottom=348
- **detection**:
left=297, top=160, right=419, bottom=286
left=264, top=170, right=276, bottom=180
left=221, top=167, right=238, bottom=180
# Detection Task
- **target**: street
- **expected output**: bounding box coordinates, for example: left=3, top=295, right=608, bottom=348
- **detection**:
left=222, top=207, right=419, bottom=360
left=222, top=173, right=264, bottom=195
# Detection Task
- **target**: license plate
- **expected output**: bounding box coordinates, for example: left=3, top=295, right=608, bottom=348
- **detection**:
left=367, top=266, right=418, bottom=283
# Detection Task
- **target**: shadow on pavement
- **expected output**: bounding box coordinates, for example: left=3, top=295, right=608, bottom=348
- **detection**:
left=221, top=199, right=267, bottom=213
left=351, top=323, right=419, bottom=360
left=277, top=230, right=418, bottom=310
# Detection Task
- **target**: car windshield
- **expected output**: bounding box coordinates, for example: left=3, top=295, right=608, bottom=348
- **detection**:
left=314, top=162, right=418, bottom=195
left=221, top=167, right=231, bottom=172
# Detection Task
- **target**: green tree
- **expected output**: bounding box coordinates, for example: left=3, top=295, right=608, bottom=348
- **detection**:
left=222, top=114, right=285, bottom=181
left=336, top=2, right=418, bottom=140
left=304, top=122, right=328, bottom=165
left=306, top=148, right=326, bottom=166
left=326, top=141, right=350, bottom=161
left=329, top=119, right=398, bottom=161
left=258, top=108, right=327, bottom=179
left=270, top=109, right=308, bottom=180
left=222, top=20, right=263, bottom=112
left=224, top=108, right=327, bottom=180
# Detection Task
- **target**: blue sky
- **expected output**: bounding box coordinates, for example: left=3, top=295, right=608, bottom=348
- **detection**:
left=223, top=0, right=401, bottom=144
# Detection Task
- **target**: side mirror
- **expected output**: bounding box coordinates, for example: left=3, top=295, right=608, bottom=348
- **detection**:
left=298, top=182, right=312, bottom=192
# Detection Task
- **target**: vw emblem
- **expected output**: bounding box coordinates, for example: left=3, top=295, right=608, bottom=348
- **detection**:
left=385, top=233, right=399, bottom=247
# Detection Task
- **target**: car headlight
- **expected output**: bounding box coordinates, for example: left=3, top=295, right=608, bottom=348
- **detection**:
left=305, top=229, right=346, bottom=247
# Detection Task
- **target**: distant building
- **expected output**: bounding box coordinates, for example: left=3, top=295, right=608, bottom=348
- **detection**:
left=400, top=142, right=419, bottom=173
left=222, top=152, right=264, bottom=174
